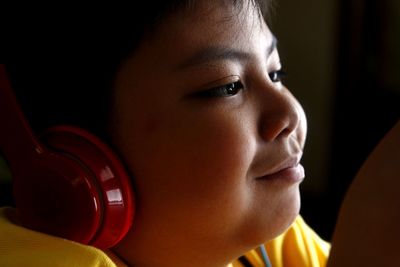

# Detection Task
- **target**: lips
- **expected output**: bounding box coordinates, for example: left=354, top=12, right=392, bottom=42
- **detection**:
left=256, top=155, right=305, bottom=183
left=258, top=163, right=305, bottom=183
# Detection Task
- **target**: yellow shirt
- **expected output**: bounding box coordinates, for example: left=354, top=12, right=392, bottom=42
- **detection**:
left=0, top=207, right=329, bottom=266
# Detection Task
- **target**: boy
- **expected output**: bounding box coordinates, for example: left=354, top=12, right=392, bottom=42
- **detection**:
left=1, top=0, right=399, bottom=266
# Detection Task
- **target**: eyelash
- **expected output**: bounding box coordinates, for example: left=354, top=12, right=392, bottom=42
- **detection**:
left=196, top=69, right=287, bottom=98
left=196, top=81, right=244, bottom=98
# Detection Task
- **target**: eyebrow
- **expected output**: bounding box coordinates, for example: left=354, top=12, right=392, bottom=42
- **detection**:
left=177, top=35, right=278, bottom=70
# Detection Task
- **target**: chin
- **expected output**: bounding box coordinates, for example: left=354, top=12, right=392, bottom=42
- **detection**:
left=271, top=187, right=302, bottom=236
left=239, top=187, right=301, bottom=247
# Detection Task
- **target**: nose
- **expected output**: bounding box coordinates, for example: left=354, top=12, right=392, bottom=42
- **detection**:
left=257, top=84, right=303, bottom=142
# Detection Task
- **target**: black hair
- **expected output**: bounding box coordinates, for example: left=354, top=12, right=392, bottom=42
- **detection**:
left=4, top=0, right=273, bottom=142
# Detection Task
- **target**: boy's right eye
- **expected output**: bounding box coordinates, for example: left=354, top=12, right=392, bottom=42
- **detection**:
left=195, top=81, right=244, bottom=98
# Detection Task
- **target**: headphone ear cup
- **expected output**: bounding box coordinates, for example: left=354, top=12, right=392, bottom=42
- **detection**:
left=1, top=65, right=133, bottom=248
left=13, top=142, right=104, bottom=245
left=40, top=126, right=135, bottom=249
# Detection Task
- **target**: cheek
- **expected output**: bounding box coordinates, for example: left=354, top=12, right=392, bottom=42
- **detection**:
left=125, top=108, right=257, bottom=230
left=147, top=112, right=254, bottom=199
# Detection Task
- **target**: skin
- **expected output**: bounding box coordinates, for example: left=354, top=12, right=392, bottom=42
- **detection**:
left=110, top=1, right=307, bottom=266
left=327, top=120, right=400, bottom=267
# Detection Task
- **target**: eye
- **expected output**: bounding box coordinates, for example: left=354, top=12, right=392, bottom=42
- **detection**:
left=196, top=81, right=244, bottom=98
left=268, top=69, right=287, bottom=83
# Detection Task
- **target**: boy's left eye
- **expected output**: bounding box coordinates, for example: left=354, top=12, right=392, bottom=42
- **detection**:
left=268, top=69, right=287, bottom=83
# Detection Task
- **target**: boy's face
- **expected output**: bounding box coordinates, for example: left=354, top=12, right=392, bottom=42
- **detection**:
left=111, top=1, right=307, bottom=266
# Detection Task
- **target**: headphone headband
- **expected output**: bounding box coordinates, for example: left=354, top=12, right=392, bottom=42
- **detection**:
left=0, top=65, right=44, bottom=170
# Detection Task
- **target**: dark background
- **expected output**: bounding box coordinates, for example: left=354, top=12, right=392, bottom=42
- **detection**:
left=1, top=0, right=400, bottom=242
left=273, top=0, right=400, bottom=241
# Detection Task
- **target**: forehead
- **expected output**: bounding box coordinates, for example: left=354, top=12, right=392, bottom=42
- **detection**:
left=169, top=1, right=266, bottom=39
left=135, top=0, right=271, bottom=67
left=114, top=0, right=275, bottom=100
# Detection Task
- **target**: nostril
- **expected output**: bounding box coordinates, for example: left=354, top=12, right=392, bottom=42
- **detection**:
left=260, top=117, right=294, bottom=142
left=259, top=99, right=301, bottom=142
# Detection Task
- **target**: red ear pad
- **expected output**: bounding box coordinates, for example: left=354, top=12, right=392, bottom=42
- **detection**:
left=13, top=147, right=103, bottom=245
left=39, top=126, right=135, bottom=249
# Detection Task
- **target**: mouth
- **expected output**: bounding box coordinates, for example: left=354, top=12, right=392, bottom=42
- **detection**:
left=256, top=155, right=305, bottom=183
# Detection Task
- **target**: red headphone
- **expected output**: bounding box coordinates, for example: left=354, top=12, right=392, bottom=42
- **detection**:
left=0, top=64, right=135, bottom=249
